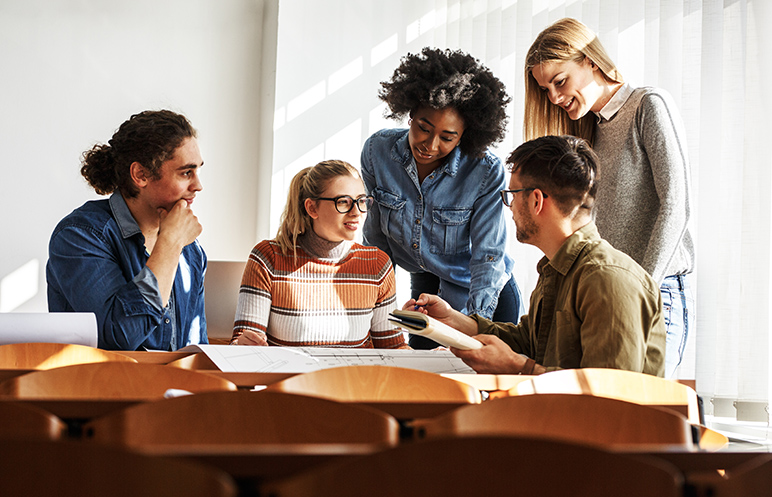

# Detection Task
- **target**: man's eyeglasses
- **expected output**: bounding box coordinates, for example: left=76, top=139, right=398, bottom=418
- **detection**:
left=499, top=188, right=548, bottom=207
left=315, top=195, right=374, bottom=213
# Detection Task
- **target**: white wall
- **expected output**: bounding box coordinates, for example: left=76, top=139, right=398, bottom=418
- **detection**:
left=0, top=0, right=277, bottom=312
left=271, top=0, right=544, bottom=305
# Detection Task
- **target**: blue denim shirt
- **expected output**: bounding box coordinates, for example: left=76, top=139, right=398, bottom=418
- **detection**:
left=361, top=128, right=514, bottom=318
left=46, top=192, right=207, bottom=350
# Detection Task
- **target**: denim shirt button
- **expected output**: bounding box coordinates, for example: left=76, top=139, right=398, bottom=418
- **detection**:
left=412, top=243, right=418, bottom=249
left=164, top=318, right=170, bottom=324
left=415, top=219, right=421, bottom=225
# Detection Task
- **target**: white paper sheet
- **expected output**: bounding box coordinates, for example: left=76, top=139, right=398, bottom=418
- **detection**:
left=179, top=344, right=476, bottom=374
left=0, top=312, right=98, bottom=347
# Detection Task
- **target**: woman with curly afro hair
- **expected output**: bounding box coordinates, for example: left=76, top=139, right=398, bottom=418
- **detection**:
left=361, top=47, right=524, bottom=349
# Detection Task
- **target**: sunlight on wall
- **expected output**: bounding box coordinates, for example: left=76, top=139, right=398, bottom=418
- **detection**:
left=326, top=119, right=362, bottom=161
left=407, top=9, right=444, bottom=43
left=369, top=103, right=395, bottom=137
left=287, top=80, right=326, bottom=122
left=329, top=57, right=363, bottom=95
left=270, top=144, right=325, bottom=236
left=274, top=105, right=286, bottom=130
left=371, top=34, right=398, bottom=66
left=0, top=259, right=39, bottom=312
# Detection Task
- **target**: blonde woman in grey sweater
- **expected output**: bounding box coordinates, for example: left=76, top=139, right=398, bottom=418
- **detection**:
left=523, top=18, right=693, bottom=378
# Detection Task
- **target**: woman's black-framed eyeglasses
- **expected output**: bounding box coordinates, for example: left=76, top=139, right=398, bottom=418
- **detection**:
left=499, top=188, right=548, bottom=207
left=315, top=195, right=374, bottom=213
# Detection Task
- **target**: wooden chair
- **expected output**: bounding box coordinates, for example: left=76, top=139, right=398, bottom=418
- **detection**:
left=512, top=368, right=727, bottom=451
left=0, top=439, right=236, bottom=497
left=513, top=368, right=701, bottom=423
left=0, top=401, right=66, bottom=440
left=0, top=342, right=136, bottom=369
left=0, top=362, right=236, bottom=400
left=265, top=365, right=481, bottom=404
left=687, top=454, right=772, bottom=496
left=413, top=393, right=694, bottom=449
left=167, top=351, right=219, bottom=370
left=84, top=390, right=399, bottom=447
left=262, top=435, right=684, bottom=497
left=204, top=260, right=247, bottom=344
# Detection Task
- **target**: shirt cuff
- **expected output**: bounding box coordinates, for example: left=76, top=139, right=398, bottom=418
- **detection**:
left=132, top=266, right=165, bottom=313
left=470, top=314, right=495, bottom=335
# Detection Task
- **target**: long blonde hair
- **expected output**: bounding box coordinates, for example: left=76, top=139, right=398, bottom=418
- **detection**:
left=523, top=18, right=624, bottom=145
left=275, top=160, right=361, bottom=257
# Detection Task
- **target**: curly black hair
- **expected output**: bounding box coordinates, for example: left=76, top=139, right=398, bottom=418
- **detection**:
left=379, top=47, right=510, bottom=157
left=80, top=110, right=196, bottom=197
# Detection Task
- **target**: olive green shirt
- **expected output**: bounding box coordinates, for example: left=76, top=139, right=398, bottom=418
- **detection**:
left=474, top=222, right=665, bottom=377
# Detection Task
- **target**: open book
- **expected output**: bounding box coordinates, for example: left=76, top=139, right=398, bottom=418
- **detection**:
left=389, top=310, right=483, bottom=350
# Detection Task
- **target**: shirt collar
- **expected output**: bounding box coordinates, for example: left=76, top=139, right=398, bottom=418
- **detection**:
left=393, top=129, right=463, bottom=177
left=538, top=222, right=601, bottom=276
left=595, top=83, right=633, bottom=122
left=108, top=191, right=142, bottom=239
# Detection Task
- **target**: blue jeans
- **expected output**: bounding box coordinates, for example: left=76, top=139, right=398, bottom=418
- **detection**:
left=661, top=274, right=693, bottom=378
left=408, top=272, right=524, bottom=350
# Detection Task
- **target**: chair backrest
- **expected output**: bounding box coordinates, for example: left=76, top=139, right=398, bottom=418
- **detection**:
left=265, top=365, right=481, bottom=404
left=0, top=439, right=236, bottom=497
left=0, top=401, right=66, bottom=440
left=204, top=260, right=247, bottom=343
left=167, top=352, right=219, bottom=370
left=262, top=435, right=684, bottom=497
left=0, top=342, right=137, bottom=370
left=414, top=393, right=694, bottom=448
left=515, top=368, right=702, bottom=424
left=84, top=390, right=399, bottom=447
left=0, top=362, right=236, bottom=400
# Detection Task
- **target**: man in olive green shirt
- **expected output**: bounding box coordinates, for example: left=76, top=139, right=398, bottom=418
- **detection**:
left=407, top=135, right=665, bottom=376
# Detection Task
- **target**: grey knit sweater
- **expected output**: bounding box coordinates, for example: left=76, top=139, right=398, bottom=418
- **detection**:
left=592, top=84, right=694, bottom=285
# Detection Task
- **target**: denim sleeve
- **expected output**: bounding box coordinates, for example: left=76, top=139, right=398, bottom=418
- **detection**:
left=196, top=247, right=208, bottom=343
left=47, top=225, right=165, bottom=350
left=360, top=139, right=394, bottom=261
left=465, top=156, right=511, bottom=318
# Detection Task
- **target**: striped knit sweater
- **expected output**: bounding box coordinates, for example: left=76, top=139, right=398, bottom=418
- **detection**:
left=231, top=233, right=406, bottom=348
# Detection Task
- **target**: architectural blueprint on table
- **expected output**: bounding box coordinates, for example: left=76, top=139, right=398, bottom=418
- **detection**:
left=179, top=344, right=475, bottom=375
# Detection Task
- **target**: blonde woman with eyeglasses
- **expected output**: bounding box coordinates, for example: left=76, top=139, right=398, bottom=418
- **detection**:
left=230, top=160, right=408, bottom=349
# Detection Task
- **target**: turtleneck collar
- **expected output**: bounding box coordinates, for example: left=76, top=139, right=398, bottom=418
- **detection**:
left=298, top=228, right=353, bottom=261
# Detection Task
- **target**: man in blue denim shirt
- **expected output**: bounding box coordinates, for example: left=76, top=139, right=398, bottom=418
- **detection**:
left=46, top=110, right=208, bottom=351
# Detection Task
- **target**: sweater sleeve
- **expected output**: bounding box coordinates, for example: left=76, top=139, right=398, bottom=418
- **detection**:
left=231, top=241, right=273, bottom=344
left=369, top=256, right=409, bottom=349
left=636, top=91, right=691, bottom=283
